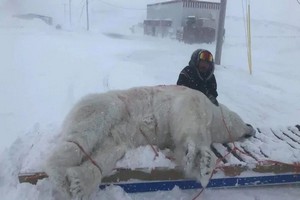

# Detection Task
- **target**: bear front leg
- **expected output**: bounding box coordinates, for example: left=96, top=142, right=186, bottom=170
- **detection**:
left=66, top=141, right=127, bottom=199
left=197, top=146, right=217, bottom=187
left=183, top=140, right=217, bottom=188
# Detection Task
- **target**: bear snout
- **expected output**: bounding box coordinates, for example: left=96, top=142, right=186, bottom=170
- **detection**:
left=243, top=123, right=256, bottom=138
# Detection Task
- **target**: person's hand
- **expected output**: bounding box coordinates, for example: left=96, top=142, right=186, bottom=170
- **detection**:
left=208, top=95, right=219, bottom=106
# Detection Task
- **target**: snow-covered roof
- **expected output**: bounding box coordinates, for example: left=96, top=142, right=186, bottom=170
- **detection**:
left=147, top=0, right=220, bottom=7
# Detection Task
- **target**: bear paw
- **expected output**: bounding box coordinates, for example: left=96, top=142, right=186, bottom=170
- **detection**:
left=198, top=148, right=217, bottom=188
left=66, top=167, right=89, bottom=200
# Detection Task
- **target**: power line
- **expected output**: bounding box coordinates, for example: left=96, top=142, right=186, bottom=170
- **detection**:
left=97, top=0, right=146, bottom=11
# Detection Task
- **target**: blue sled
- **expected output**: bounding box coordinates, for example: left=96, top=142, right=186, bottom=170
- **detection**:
left=99, top=173, right=300, bottom=193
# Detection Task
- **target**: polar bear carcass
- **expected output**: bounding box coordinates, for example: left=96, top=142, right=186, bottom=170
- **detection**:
left=44, top=85, right=255, bottom=199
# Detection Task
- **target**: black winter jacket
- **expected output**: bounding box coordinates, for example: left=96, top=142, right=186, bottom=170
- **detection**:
left=176, top=49, right=218, bottom=98
left=177, top=66, right=218, bottom=98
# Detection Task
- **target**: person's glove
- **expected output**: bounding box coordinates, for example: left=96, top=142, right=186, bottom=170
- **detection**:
left=208, top=95, right=219, bottom=106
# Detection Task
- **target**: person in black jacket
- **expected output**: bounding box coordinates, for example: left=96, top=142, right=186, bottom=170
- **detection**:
left=177, top=49, right=219, bottom=106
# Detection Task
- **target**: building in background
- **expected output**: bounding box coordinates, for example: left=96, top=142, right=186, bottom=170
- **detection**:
left=144, top=0, right=221, bottom=44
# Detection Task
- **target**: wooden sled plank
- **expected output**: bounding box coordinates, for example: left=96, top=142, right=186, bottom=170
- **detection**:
left=18, top=172, right=48, bottom=185
left=18, top=161, right=300, bottom=185
left=287, top=126, right=300, bottom=139
left=281, top=127, right=300, bottom=145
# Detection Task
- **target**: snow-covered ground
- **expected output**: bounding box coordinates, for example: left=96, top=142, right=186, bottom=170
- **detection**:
left=0, top=0, right=300, bottom=199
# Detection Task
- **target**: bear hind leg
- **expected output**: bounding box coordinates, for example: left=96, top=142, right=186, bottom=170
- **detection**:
left=44, top=141, right=84, bottom=199
left=66, top=142, right=127, bottom=199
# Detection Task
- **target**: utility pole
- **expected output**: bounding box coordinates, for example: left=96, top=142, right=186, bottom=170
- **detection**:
left=69, top=0, right=72, bottom=26
left=246, top=3, right=252, bottom=74
left=215, top=0, right=227, bottom=65
left=63, top=3, right=67, bottom=23
left=86, top=0, right=89, bottom=31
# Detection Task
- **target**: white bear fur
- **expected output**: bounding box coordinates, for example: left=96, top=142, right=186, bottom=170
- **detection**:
left=44, top=85, right=254, bottom=199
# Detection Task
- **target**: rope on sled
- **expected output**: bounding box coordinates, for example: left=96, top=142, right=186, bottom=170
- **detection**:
left=139, top=127, right=160, bottom=158
left=68, top=140, right=103, bottom=174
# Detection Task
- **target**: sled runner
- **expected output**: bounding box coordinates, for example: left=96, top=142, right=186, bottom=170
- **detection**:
left=18, top=125, right=300, bottom=192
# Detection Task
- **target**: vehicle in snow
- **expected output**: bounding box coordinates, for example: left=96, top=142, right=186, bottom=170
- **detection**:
left=182, top=16, right=216, bottom=44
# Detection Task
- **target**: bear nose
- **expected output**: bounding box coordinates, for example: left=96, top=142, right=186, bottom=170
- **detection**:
left=244, top=133, right=254, bottom=138
left=244, top=123, right=256, bottom=138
